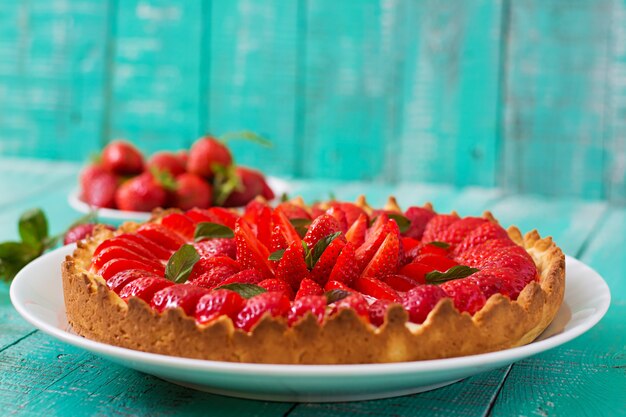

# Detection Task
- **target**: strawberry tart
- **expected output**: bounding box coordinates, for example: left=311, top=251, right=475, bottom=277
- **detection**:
left=62, top=196, right=565, bottom=364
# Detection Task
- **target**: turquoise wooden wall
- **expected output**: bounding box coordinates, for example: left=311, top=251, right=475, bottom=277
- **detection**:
left=0, top=0, right=624, bottom=202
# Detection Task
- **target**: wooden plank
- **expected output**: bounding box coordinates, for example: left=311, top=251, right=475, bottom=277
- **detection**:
left=0, top=0, right=110, bottom=160
left=109, top=0, right=203, bottom=154
left=206, top=0, right=300, bottom=177
left=299, top=0, right=404, bottom=180
left=501, top=0, right=612, bottom=199
left=396, top=0, right=503, bottom=187
left=490, top=207, right=626, bottom=416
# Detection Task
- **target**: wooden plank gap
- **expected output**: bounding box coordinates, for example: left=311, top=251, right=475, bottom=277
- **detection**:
left=293, top=0, right=308, bottom=178
left=494, top=0, right=512, bottom=190
left=282, top=403, right=298, bottom=417
left=0, top=172, right=75, bottom=211
left=483, top=364, right=513, bottom=417
left=99, top=0, right=119, bottom=147
left=0, top=330, right=37, bottom=355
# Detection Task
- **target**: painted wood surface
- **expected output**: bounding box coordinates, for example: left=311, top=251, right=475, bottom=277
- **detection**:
left=1, top=1, right=625, bottom=200
left=0, top=159, right=624, bottom=416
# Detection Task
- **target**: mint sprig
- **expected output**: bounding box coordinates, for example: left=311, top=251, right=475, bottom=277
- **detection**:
left=165, top=244, right=200, bottom=283
left=305, top=232, right=342, bottom=270
left=428, top=241, right=451, bottom=249
left=194, top=222, right=234, bottom=241
left=425, top=265, right=480, bottom=284
left=324, top=289, right=351, bottom=304
left=215, top=283, right=267, bottom=299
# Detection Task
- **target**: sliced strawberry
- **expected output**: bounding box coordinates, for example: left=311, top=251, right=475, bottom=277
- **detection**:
left=275, top=202, right=311, bottom=220
left=402, top=285, right=447, bottom=324
left=288, top=295, right=327, bottom=325
left=137, top=223, right=186, bottom=251
left=421, top=214, right=460, bottom=243
left=397, top=262, right=435, bottom=285
left=269, top=225, right=290, bottom=252
left=453, top=222, right=510, bottom=256
left=430, top=217, right=487, bottom=249
left=331, top=293, right=369, bottom=321
left=440, top=279, right=487, bottom=315
left=91, top=246, right=165, bottom=272
left=151, top=284, right=210, bottom=315
left=193, top=238, right=236, bottom=260
left=98, top=258, right=164, bottom=281
left=243, top=200, right=272, bottom=249
left=454, top=238, right=516, bottom=267
left=478, top=247, right=537, bottom=284
left=352, top=276, right=400, bottom=302
left=185, top=208, right=222, bottom=224
left=234, top=218, right=274, bottom=280
left=401, top=237, right=420, bottom=253
left=368, top=299, right=392, bottom=327
left=235, top=291, right=291, bottom=331
left=275, top=240, right=310, bottom=291
left=219, top=269, right=265, bottom=286
left=119, top=276, right=173, bottom=303
left=208, top=207, right=239, bottom=230
left=194, top=289, right=245, bottom=324
left=258, top=278, right=294, bottom=299
left=310, top=238, right=346, bottom=286
left=295, top=277, right=324, bottom=299
left=414, top=254, right=458, bottom=272
left=93, top=236, right=160, bottom=261
left=303, top=214, right=342, bottom=247
left=328, top=202, right=368, bottom=227
left=116, top=233, right=173, bottom=260
left=325, top=207, right=348, bottom=233
left=355, top=214, right=389, bottom=270
left=161, top=213, right=196, bottom=240
left=187, top=256, right=241, bottom=288
left=403, top=206, right=435, bottom=239
left=270, top=209, right=301, bottom=249
left=381, top=273, right=420, bottom=292
left=418, top=242, right=449, bottom=257
left=106, top=269, right=161, bottom=293
left=345, top=213, right=368, bottom=247
left=361, top=231, right=400, bottom=280
left=324, top=280, right=351, bottom=292
left=469, top=267, right=518, bottom=299
left=328, top=242, right=359, bottom=286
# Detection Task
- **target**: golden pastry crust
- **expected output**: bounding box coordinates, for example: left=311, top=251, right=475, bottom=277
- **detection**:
left=61, top=211, right=565, bottom=364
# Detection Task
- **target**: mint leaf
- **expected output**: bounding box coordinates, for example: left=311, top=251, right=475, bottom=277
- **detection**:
left=165, top=244, right=200, bottom=283
left=306, top=231, right=342, bottom=270
left=289, top=218, right=312, bottom=228
left=194, top=222, right=234, bottom=241
left=18, top=208, right=48, bottom=250
left=219, top=131, right=273, bottom=148
left=387, top=213, right=411, bottom=234
left=428, top=241, right=451, bottom=249
left=0, top=241, right=40, bottom=282
left=215, top=283, right=267, bottom=299
left=425, top=265, right=480, bottom=284
left=324, top=289, right=351, bottom=304
left=268, top=248, right=286, bottom=261
left=280, top=192, right=289, bottom=202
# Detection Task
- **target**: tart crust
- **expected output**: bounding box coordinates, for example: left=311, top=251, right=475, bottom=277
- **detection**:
left=61, top=212, right=565, bottom=364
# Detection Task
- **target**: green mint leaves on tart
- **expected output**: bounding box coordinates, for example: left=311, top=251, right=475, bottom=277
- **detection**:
left=194, top=222, right=234, bottom=241
left=215, top=283, right=267, bottom=299
left=165, top=244, right=200, bottom=284
left=324, top=289, right=351, bottom=304
left=427, top=241, right=451, bottom=249
left=425, top=265, right=480, bottom=284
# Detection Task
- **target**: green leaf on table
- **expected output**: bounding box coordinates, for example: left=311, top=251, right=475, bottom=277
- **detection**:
left=324, top=289, right=351, bottom=304
left=18, top=208, right=48, bottom=250
left=194, top=222, right=234, bottom=241
left=165, top=244, right=200, bottom=283
left=215, top=283, right=267, bottom=299
left=0, top=241, right=41, bottom=282
left=425, top=265, right=480, bottom=284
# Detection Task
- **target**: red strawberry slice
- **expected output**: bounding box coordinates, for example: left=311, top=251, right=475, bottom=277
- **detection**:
left=328, top=242, right=359, bottom=286
left=368, top=299, right=392, bottom=327
left=345, top=213, right=368, bottom=247
left=402, top=206, right=435, bottom=239
left=195, top=289, right=246, bottom=324
left=187, top=256, right=241, bottom=288
left=275, top=202, right=311, bottom=220
left=219, top=269, right=265, bottom=286
left=381, top=273, right=420, bottom=292
left=235, top=291, right=291, bottom=331
left=161, top=213, right=196, bottom=240
left=440, top=279, right=487, bottom=315
left=258, top=278, right=294, bottom=299
left=352, top=276, right=400, bottom=302
left=106, top=269, right=161, bottom=293
left=269, top=225, right=290, bottom=252
left=137, top=223, right=186, bottom=251
left=430, top=217, right=487, bottom=249
left=98, top=258, right=164, bottom=281
left=243, top=200, right=272, bottom=249
left=115, top=233, right=173, bottom=260
left=310, top=238, right=346, bottom=286
left=303, top=214, right=343, bottom=247
left=455, top=238, right=516, bottom=267
left=93, top=236, right=160, bottom=261
left=414, top=254, right=458, bottom=272
left=193, top=238, right=236, bottom=260
left=331, top=293, right=369, bottom=321
left=207, top=207, right=239, bottom=230
left=91, top=246, right=165, bottom=272
left=469, top=267, right=518, bottom=300
left=401, top=237, right=420, bottom=252
left=151, top=284, right=210, bottom=315
left=398, top=262, right=437, bottom=285
left=185, top=208, right=222, bottom=224
left=478, top=247, right=537, bottom=284
left=324, top=280, right=351, bottom=292
left=234, top=219, right=274, bottom=280
left=326, top=207, right=348, bottom=233
left=275, top=240, right=310, bottom=291
left=295, top=277, right=324, bottom=299
left=328, top=202, right=368, bottom=227
left=119, top=276, right=173, bottom=303
left=402, top=285, right=447, bottom=324
left=417, top=242, right=449, bottom=257
left=421, top=214, right=460, bottom=243
left=288, top=295, right=327, bottom=325
left=270, top=209, right=301, bottom=249
left=361, top=231, right=400, bottom=279
left=355, top=214, right=390, bottom=270
left=453, top=222, right=510, bottom=256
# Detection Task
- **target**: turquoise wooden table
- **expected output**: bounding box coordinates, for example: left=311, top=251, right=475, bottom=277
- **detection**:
left=0, top=158, right=624, bottom=416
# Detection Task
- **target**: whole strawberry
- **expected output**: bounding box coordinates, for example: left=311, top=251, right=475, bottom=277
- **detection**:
left=101, top=140, right=144, bottom=175
left=63, top=223, right=115, bottom=245
left=147, top=151, right=186, bottom=177
left=171, top=173, right=213, bottom=210
left=79, top=164, right=118, bottom=208
left=115, top=172, right=167, bottom=212
left=222, top=166, right=270, bottom=207
left=187, top=136, right=233, bottom=178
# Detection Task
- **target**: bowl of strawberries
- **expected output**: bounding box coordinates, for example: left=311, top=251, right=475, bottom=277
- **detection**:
left=69, top=134, right=289, bottom=222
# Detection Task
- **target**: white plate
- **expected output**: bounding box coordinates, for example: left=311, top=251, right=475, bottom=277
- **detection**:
left=10, top=247, right=610, bottom=403
left=68, top=176, right=291, bottom=224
